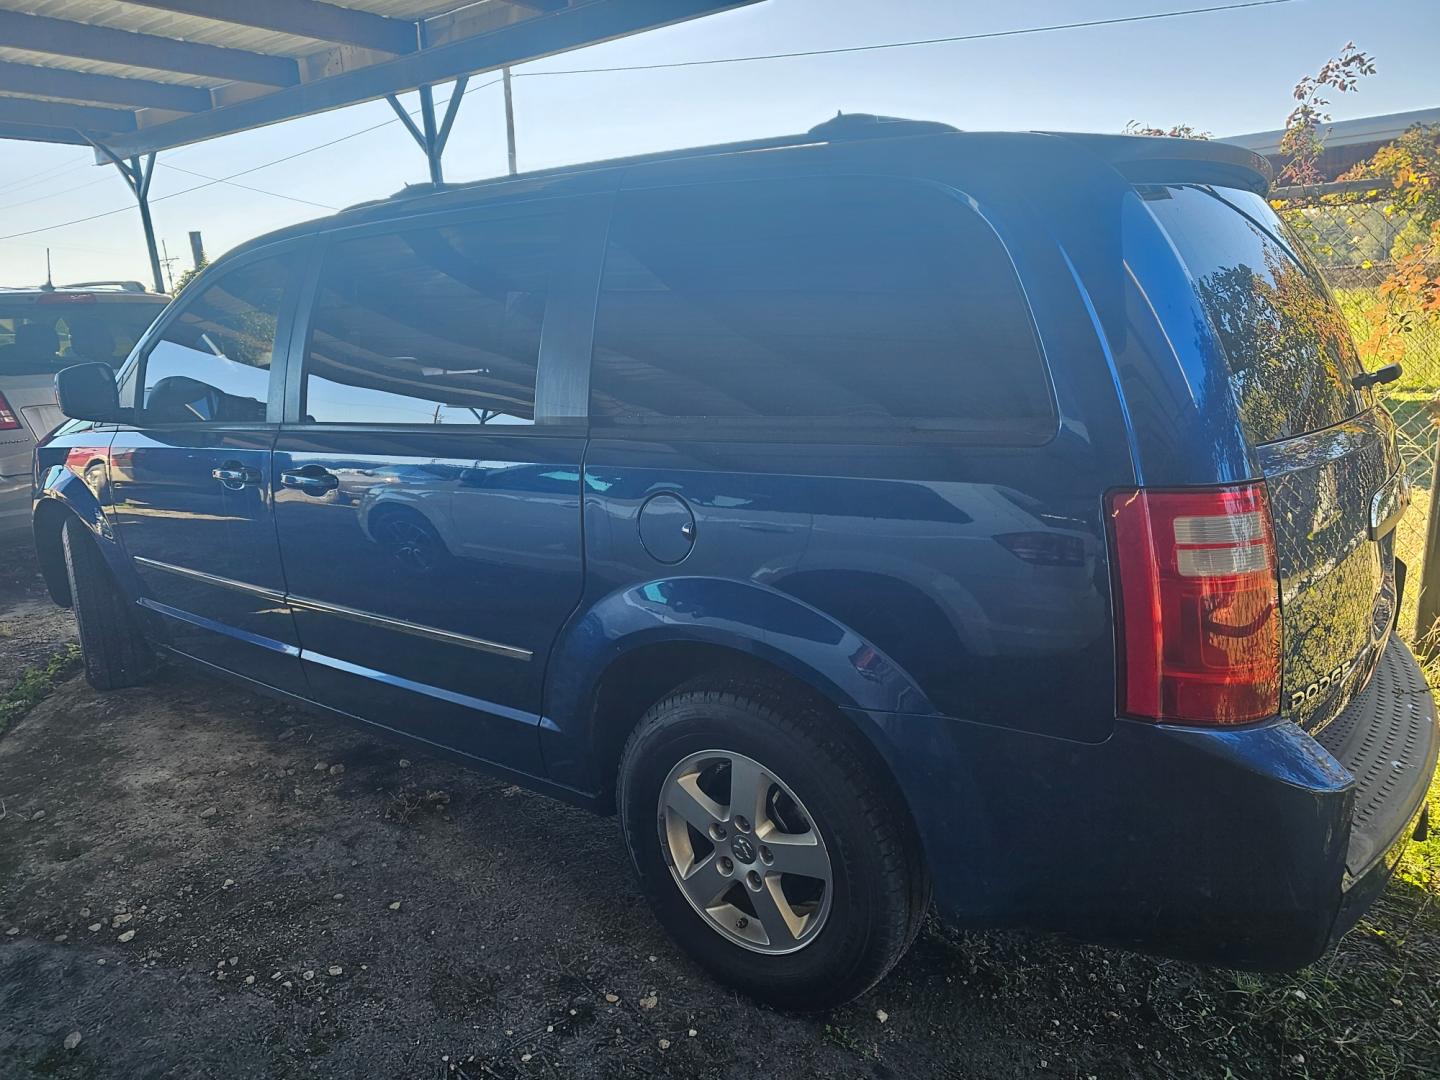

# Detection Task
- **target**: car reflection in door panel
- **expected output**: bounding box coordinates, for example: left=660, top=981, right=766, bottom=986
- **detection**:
left=354, top=461, right=587, bottom=575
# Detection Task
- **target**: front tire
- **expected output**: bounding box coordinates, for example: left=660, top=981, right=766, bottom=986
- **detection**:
left=617, top=676, right=928, bottom=1010
left=61, top=517, right=152, bottom=691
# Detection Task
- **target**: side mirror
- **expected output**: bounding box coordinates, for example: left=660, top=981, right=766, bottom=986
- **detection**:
left=55, top=362, right=124, bottom=423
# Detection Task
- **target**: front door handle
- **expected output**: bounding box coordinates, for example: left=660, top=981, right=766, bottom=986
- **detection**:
left=279, top=466, right=339, bottom=496
left=212, top=462, right=261, bottom=489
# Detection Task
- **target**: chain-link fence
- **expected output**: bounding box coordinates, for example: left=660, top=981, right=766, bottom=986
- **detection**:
left=1278, top=191, right=1440, bottom=636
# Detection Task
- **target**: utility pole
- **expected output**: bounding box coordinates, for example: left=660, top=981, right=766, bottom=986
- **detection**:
left=159, top=239, right=178, bottom=292
left=188, top=231, right=205, bottom=269
left=502, top=66, right=517, bottom=176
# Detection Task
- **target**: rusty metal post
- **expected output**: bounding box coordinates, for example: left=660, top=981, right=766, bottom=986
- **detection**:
left=1413, top=430, right=1440, bottom=654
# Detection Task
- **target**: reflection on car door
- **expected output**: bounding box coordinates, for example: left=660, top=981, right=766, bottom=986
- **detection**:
left=108, top=249, right=307, bottom=693
left=271, top=203, right=595, bottom=773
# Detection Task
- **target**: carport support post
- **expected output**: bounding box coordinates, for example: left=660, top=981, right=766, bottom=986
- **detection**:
left=90, top=141, right=163, bottom=294
left=417, top=82, right=442, bottom=185
left=385, top=75, right=468, bottom=186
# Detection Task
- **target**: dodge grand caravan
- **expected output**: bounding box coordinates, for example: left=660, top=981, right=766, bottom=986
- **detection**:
left=33, top=115, right=1438, bottom=1008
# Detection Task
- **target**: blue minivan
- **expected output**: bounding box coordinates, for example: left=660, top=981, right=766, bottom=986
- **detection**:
left=33, top=115, right=1437, bottom=1008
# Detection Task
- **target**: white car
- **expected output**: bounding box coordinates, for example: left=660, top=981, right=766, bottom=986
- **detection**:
left=0, top=281, right=169, bottom=540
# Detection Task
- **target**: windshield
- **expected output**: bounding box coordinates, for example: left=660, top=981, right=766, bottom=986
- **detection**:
left=0, top=300, right=167, bottom=377
left=1142, top=184, right=1366, bottom=445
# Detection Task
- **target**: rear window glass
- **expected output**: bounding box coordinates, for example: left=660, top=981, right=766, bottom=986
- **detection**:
left=1143, top=184, right=1364, bottom=444
left=0, top=300, right=166, bottom=376
left=590, top=176, right=1054, bottom=438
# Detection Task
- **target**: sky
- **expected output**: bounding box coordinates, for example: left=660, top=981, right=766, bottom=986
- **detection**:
left=0, top=0, right=1435, bottom=288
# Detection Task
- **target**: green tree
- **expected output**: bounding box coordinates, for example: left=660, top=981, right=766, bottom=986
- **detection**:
left=171, top=257, right=208, bottom=294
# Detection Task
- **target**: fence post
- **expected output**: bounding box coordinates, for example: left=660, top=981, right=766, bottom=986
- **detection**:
left=1415, top=430, right=1440, bottom=655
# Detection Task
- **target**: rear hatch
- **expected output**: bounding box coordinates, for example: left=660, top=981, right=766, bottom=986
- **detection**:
left=0, top=371, right=64, bottom=440
left=1143, top=183, right=1400, bottom=732
left=1, top=292, right=168, bottom=442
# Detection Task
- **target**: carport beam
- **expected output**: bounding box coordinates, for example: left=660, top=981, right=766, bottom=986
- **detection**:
left=87, top=139, right=164, bottom=294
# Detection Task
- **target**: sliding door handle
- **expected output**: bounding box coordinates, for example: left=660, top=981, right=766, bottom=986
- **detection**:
left=279, top=467, right=339, bottom=495
left=212, top=463, right=261, bottom=489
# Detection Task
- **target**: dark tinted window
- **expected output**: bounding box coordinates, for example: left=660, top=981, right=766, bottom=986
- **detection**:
left=301, top=212, right=560, bottom=425
left=0, top=300, right=165, bottom=376
left=142, top=256, right=292, bottom=424
left=590, top=177, right=1052, bottom=434
left=1144, top=184, right=1364, bottom=444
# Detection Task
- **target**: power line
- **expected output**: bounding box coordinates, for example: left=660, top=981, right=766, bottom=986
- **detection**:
left=520, top=0, right=1299, bottom=76
left=161, top=163, right=339, bottom=210
left=0, top=0, right=1294, bottom=243
left=0, top=79, right=500, bottom=243
left=0, top=154, right=94, bottom=197
left=0, top=163, right=335, bottom=215
left=0, top=175, right=113, bottom=215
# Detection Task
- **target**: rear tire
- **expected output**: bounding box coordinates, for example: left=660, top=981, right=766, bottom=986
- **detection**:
left=618, top=675, right=928, bottom=1010
left=61, top=516, right=152, bottom=691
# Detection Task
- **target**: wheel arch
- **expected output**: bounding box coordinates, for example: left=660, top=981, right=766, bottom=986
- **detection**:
left=31, top=465, right=131, bottom=608
left=539, top=577, right=936, bottom=812
left=31, top=496, right=74, bottom=606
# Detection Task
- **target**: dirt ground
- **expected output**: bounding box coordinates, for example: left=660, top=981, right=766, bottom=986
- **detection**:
left=2, top=542, right=1437, bottom=1080
left=0, top=544, right=75, bottom=691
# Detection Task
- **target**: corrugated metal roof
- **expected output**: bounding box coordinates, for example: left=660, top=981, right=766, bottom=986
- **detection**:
left=1225, top=105, right=1440, bottom=156
left=0, top=0, right=762, bottom=155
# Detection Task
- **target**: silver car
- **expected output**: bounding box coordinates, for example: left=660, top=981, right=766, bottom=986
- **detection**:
left=0, top=281, right=169, bottom=539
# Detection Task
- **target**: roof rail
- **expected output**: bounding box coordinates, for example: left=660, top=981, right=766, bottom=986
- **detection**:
left=340, top=132, right=825, bottom=215
left=806, top=113, right=961, bottom=140
left=61, top=280, right=150, bottom=293
left=338, top=115, right=963, bottom=218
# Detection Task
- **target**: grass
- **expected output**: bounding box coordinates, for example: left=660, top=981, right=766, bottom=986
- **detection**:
left=1336, top=281, right=1440, bottom=637
left=1137, top=643, right=1440, bottom=1079
left=1154, top=764, right=1440, bottom=1079
left=0, top=644, right=81, bottom=739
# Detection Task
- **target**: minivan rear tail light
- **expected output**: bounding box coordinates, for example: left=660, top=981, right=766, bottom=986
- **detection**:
left=1106, top=484, right=1280, bottom=724
left=0, top=392, right=20, bottom=431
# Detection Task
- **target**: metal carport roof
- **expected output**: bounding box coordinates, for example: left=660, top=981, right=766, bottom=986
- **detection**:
left=0, top=0, right=758, bottom=156
left=0, top=0, right=759, bottom=291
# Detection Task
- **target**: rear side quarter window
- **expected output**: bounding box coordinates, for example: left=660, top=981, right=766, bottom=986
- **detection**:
left=590, top=176, right=1055, bottom=440
left=1142, top=184, right=1366, bottom=445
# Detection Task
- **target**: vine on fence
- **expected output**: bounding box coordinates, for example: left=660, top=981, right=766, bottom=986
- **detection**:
left=1259, top=46, right=1437, bottom=389
left=1329, top=124, right=1440, bottom=373
left=1277, top=42, right=1376, bottom=185
left=1136, top=43, right=1439, bottom=631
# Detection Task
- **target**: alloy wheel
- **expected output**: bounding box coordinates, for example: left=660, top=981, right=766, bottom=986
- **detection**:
left=658, top=749, right=833, bottom=954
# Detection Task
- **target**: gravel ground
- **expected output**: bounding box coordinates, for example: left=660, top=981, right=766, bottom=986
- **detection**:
left=1, top=540, right=1436, bottom=1079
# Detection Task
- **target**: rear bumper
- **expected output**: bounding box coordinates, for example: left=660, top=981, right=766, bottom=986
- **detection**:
left=1318, top=637, right=1437, bottom=945
left=858, top=637, right=1437, bottom=970
left=0, top=468, right=30, bottom=537
left=1, top=423, right=39, bottom=537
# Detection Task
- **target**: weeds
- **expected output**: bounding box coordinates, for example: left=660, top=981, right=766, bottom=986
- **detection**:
left=385, top=785, right=451, bottom=825
left=0, top=644, right=80, bottom=739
